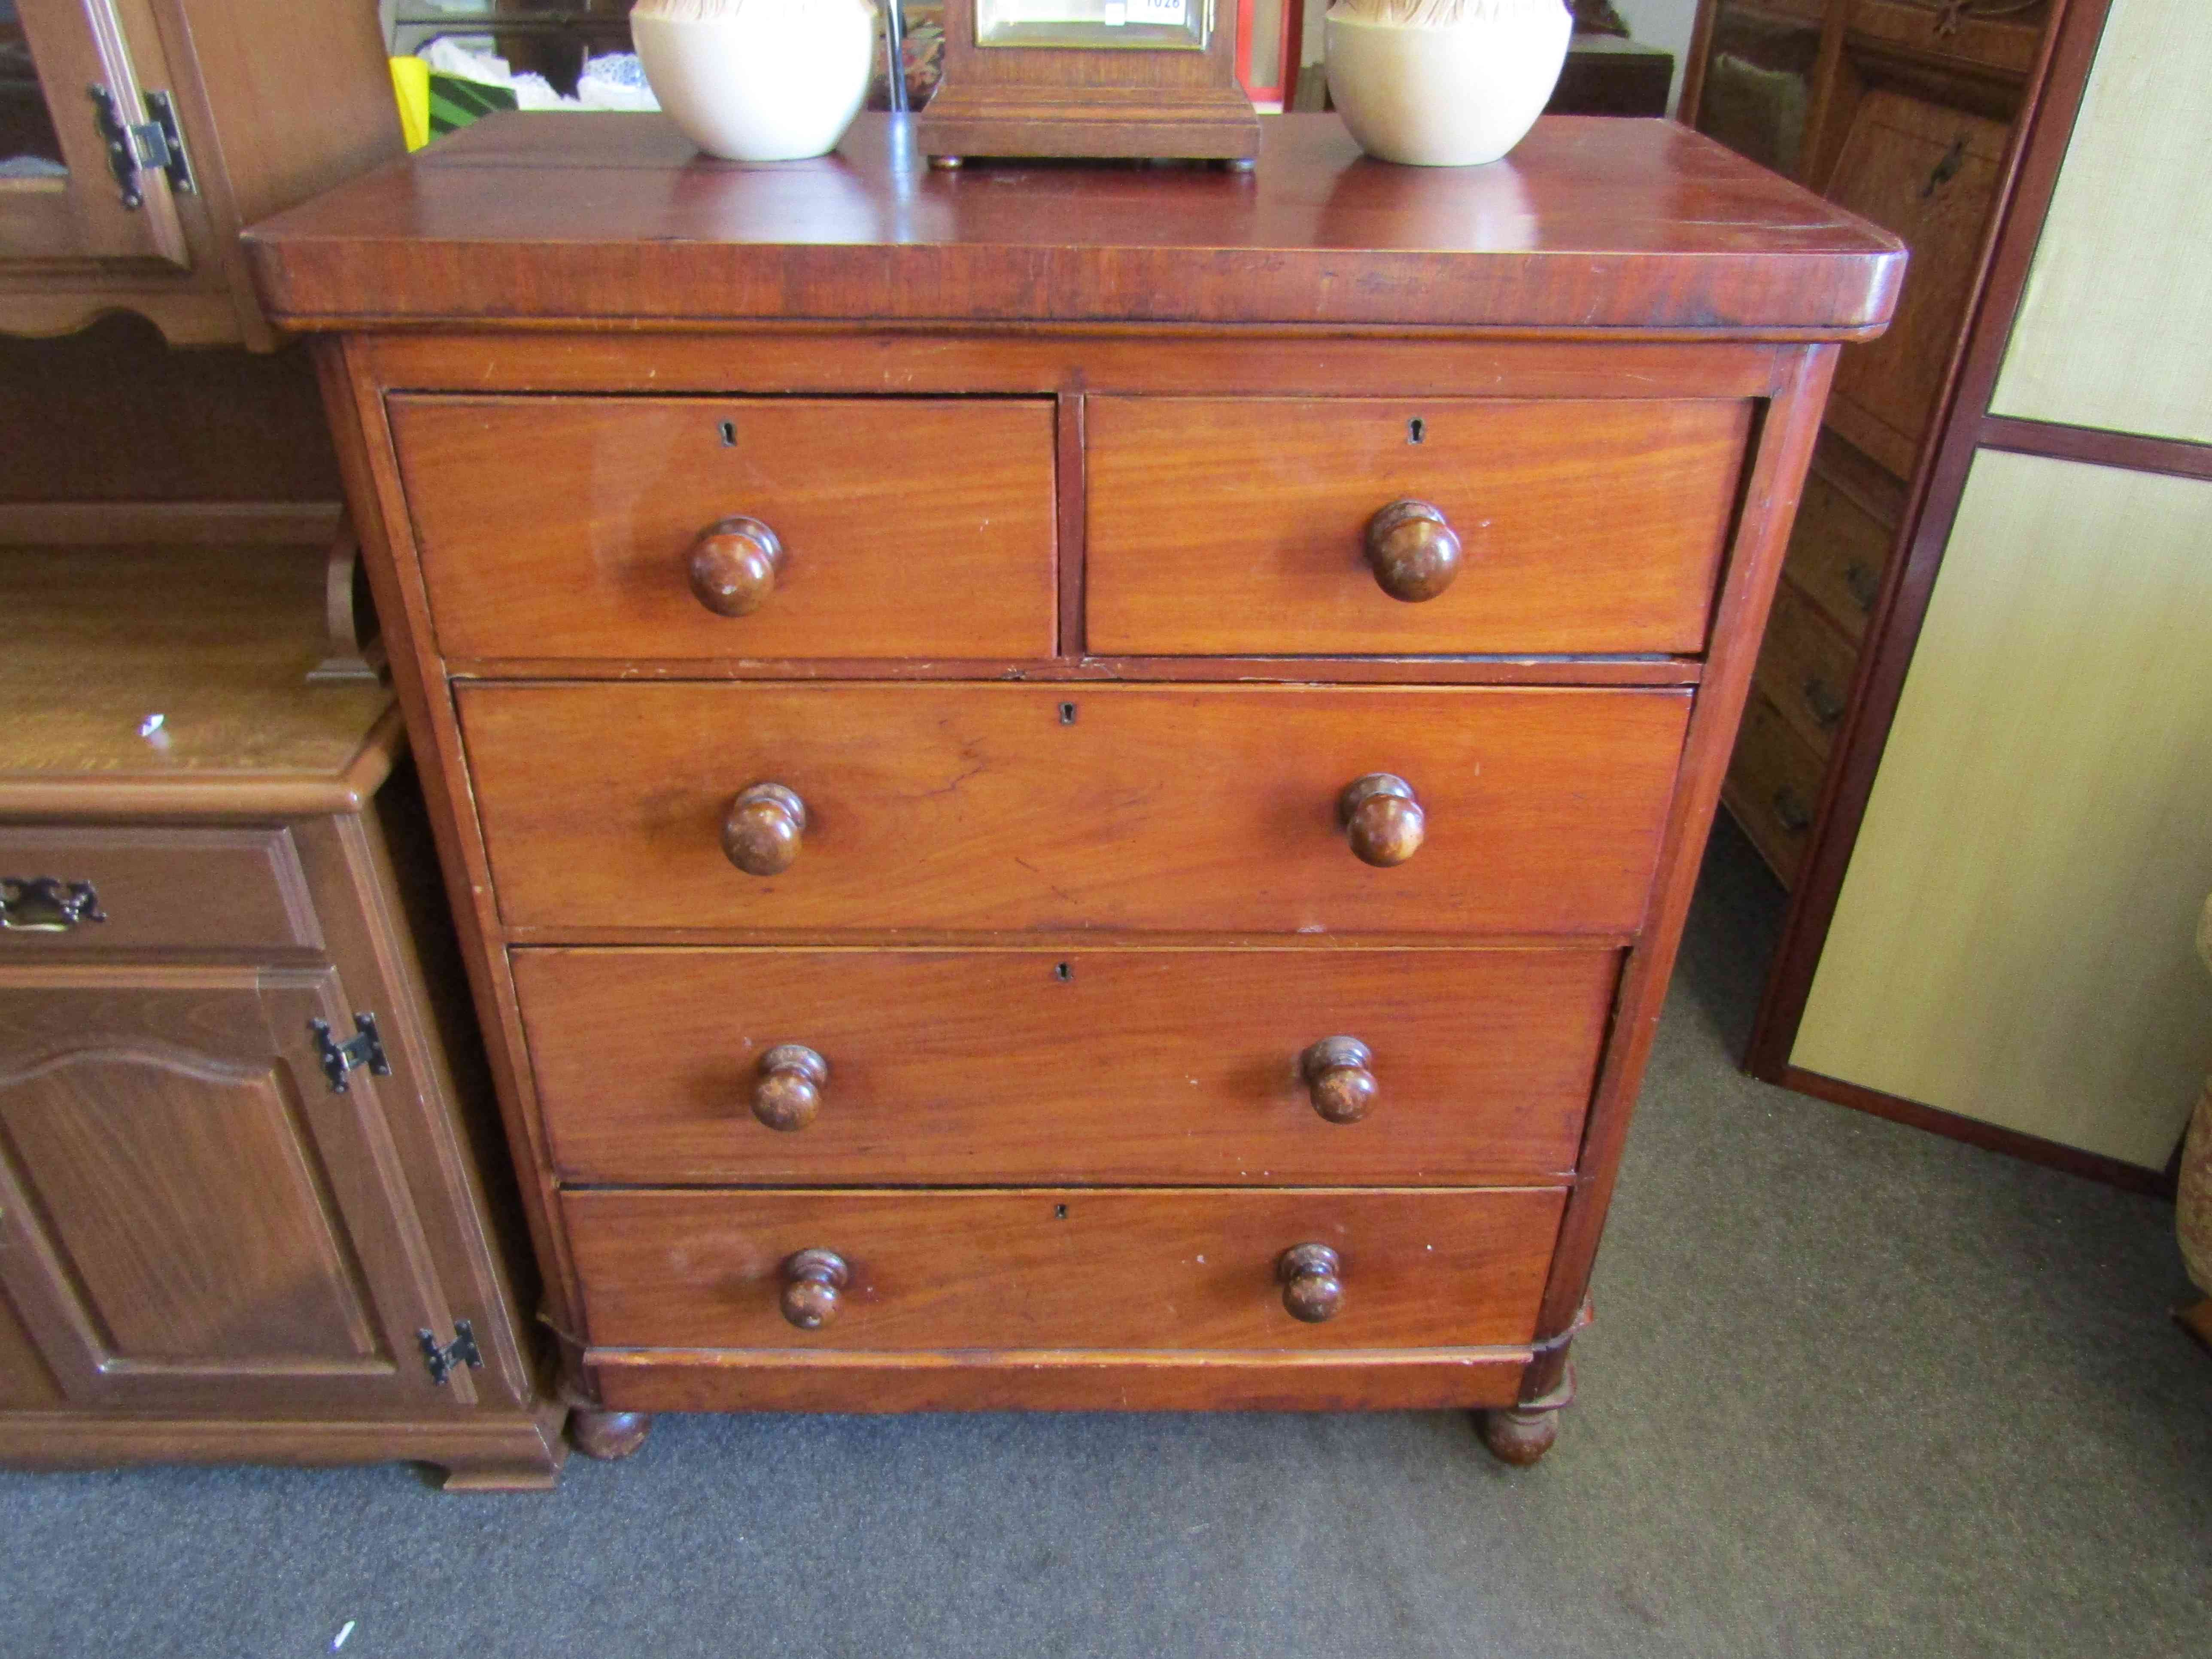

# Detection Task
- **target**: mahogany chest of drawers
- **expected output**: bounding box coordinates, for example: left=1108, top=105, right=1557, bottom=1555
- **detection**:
left=246, top=112, right=1899, bottom=1465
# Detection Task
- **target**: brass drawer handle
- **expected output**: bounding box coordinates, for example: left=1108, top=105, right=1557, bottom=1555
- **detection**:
left=722, top=782, right=807, bottom=876
left=1364, top=498, right=1462, bottom=603
left=1339, top=773, right=1425, bottom=867
left=1801, top=675, right=1847, bottom=729
left=780, top=1248, right=848, bottom=1330
left=752, top=1044, right=828, bottom=1131
left=1300, top=1036, right=1377, bottom=1124
left=685, top=516, right=786, bottom=617
left=1278, top=1243, right=1344, bottom=1323
left=0, top=878, right=106, bottom=932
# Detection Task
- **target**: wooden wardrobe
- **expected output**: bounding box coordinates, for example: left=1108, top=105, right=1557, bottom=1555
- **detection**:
left=1686, top=0, right=2212, bottom=1188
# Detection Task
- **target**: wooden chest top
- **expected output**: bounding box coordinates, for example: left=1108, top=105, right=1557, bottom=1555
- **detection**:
left=242, top=112, right=1903, bottom=336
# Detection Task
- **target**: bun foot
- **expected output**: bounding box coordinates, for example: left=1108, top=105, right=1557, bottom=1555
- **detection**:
left=1477, top=1359, right=1575, bottom=1467
left=1478, top=1403, right=1561, bottom=1466
left=571, top=1408, right=651, bottom=1461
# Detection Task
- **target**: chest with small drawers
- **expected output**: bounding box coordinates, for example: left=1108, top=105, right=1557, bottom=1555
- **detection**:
left=247, top=112, right=1899, bottom=1465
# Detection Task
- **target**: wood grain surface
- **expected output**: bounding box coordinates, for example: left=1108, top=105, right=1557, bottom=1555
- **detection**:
left=390, top=396, right=1057, bottom=662
left=1778, top=450, right=1896, bottom=644
left=457, top=683, right=1691, bottom=937
left=514, top=946, right=1617, bottom=1185
left=1086, top=396, right=1750, bottom=655
left=585, top=1346, right=1529, bottom=1413
left=564, top=1186, right=1565, bottom=1352
left=1749, top=578, right=1856, bottom=758
left=242, top=114, right=1905, bottom=336
left=0, top=825, right=316, bottom=954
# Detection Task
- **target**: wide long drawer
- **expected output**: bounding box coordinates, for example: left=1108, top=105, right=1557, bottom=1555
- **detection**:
left=565, top=1187, right=1566, bottom=1352
left=517, top=946, right=1616, bottom=1184
left=460, top=683, right=1690, bottom=936
left=389, top=395, right=1058, bottom=662
left=1085, top=395, right=1751, bottom=656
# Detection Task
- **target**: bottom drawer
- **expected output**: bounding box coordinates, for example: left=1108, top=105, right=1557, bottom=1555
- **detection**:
left=566, top=1187, right=1565, bottom=1353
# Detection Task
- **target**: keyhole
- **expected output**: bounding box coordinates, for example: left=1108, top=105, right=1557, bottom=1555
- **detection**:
left=1054, top=961, right=1073, bottom=982
left=1408, top=418, right=1426, bottom=444
left=1054, top=1204, right=1069, bottom=1220
left=1058, top=702, right=1078, bottom=725
left=718, top=420, right=737, bottom=447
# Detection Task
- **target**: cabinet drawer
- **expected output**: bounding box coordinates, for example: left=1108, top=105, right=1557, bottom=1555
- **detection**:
left=1751, top=579, right=1858, bottom=759
left=389, top=396, right=1057, bottom=662
left=517, top=946, right=1616, bottom=1185
left=461, top=683, right=1690, bottom=936
left=0, top=826, right=316, bottom=953
left=565, top=1187, right=1565, bottom=1352
left=1781, top=465, right=1890, bottom=645
left=1085, top=396, right=1751, bottom=656
left=1723, top=688, right=1826, bottom=887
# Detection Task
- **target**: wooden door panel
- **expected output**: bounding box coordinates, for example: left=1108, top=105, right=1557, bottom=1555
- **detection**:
left=0, top=963, right=464, bottom=1410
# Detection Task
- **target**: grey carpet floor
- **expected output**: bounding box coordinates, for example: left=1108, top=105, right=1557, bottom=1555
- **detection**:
left=3, top=820, right=2208, bottom=1659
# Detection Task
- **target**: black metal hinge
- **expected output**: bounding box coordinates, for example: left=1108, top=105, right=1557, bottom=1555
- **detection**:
left=86, top=83, right=195, bottom=210
left=417, top=1320, right=483, bottom=1386
left=309, top=1013, right=390, bottom=1094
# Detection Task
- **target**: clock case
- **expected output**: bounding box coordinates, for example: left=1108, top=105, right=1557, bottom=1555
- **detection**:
left=915, top=0, right=1261, bottom=166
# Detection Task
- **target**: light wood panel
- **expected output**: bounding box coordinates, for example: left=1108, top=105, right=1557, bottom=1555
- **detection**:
left=1793, top=451, right=2212, bottom=1168
left=515, top=946, right=1617, bottom=1185
left=0, top=546, right=386, bottom=783
left=565, top=1187, right=1565, bottom=1352
left=1990, top=0, right=2212, bottom=444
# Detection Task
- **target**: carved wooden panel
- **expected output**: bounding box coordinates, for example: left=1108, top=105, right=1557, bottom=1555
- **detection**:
left=0, top=961, right=462, bottom=1410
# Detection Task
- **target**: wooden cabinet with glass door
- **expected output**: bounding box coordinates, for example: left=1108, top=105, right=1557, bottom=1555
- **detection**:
left=0, top=0, right=401, bottom=349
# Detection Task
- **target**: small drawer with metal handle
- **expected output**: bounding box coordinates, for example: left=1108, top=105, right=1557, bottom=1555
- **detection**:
left=562, top=1187, right=1567, bottom=1353
left=1751, top=580, right=1860, bottom=760
left=0, top=826, right=318, bottom=953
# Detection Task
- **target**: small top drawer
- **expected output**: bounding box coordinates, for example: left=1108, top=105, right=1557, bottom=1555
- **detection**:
left=1085, top=396, right=1750, bottom=656
left=389, top=396, right=1058, bottom=663
left=0, top=826, right=318, bottom=954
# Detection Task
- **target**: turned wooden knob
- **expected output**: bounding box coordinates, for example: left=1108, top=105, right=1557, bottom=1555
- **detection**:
left=751, top=1044, right=827, bottom=1131
left=1278, top=1243, right=1344, bottom=1323
left=685, top=517, right=786, bottom=617
left=1339, top=774, right=1425, bottom=868
left=780, top=1248, right=848, bottom=1330
left=722, top=782, right=807, bottom=876
left=1364, top=499, right=1462, bottom=602
left=1300, top=1036, right=1377, bottom=1124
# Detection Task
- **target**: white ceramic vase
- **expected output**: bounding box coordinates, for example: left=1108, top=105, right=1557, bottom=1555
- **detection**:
left=632, top=0, right=876, bottom=163
left=1325, top=0, right=1572, bottom=167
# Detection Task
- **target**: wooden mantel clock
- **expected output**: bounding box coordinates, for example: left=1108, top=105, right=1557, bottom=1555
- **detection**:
left=915, top=0, right=1261, bottom=166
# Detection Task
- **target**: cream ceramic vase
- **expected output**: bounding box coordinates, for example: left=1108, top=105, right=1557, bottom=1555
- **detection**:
left=1325, top=0, right=1572, bottom=167
left=632, top=0, right=875, bottom=163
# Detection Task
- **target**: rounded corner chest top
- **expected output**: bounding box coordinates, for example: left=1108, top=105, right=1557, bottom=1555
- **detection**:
left=243, top=112, right=1902, bottom=1434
